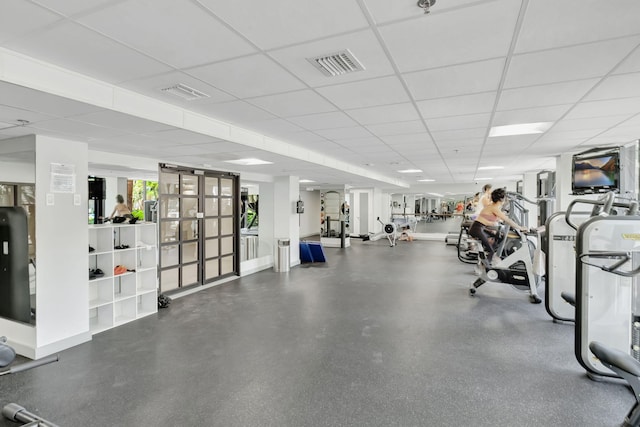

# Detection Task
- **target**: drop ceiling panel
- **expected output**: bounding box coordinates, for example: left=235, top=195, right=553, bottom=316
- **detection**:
left=0, top=81, right=102, bottom=117
left=0, top=0, right=62, bottom=43
left=497, top=80, right=598, bottom=111
left=186, top=54, right=305, bottom=99
left=552, top=115, right=633, bottom=133
left=197, top=0, right=369, bottom=50
left=316, top=76, right=410, bottom=110
left=381, top=133, right=433, bottom=146
left=366, top=120, right=426, bottom=137
left=334, top=137, right=383, bottom=148
left=30, top=118, right=131, bottom=139
left=614, top=48, right=640, bottom=74
left=288, top=112, right=358, bottom=131
left=248, top=119, right=303, bottom=136
left=247, top=90, right=337, bottom=118
left=118, top=71, right=235, bottom=105
left=379, top=0, right=520, bottom=72
left=346, top=103, right=420, bottom=126
left=269, top=29, right=394, bottom=88
left=146, top=128, right=222, bottom=145
left=315, top=126, right=372, bottom=140
left=0, top=104, right=56, bottom=125
left=431, top=128, right=487, bottom=142
left=505, top=37, right=640, bottom=88
left=31, top=0, right=115, bottom=17
left=404, top=58, right=505, bottom=101
left=426, top=113, right=491, bottom=132
left=584, top=72, right=640, bottom=101
left=417, top=92, right=497, bottom=119
left=564, top=97, right=640, bottom=119
left=77, top=0, right=257, bottom=69
left=364, top=0, right=483, bottom=24
left=3, top=20, right=173, bottom=83
left=492, top=105, right=572, bottom=127
left=516, top=0, right=640, bottom=53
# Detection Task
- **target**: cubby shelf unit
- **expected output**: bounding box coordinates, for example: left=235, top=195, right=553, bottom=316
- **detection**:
left=88, top=223, right=158, bottom=335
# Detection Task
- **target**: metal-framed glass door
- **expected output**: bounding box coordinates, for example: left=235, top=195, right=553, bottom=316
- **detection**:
left=158, top=165, right=239, bottom=293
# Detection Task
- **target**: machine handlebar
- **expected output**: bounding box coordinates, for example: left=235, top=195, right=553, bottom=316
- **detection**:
left=579, top=251, right=640, bottom=277
left=565, top=191, right=617, bottom=230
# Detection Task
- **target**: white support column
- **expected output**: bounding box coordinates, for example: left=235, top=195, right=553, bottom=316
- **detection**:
left=556, top=153, right=575, bottom=211
left=273, top=176, right=300, bottom=266
left=523, top=172, right=537, bottom=227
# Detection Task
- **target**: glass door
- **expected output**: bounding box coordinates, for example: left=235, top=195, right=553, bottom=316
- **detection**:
left=158, top=165, right=239, bottom=293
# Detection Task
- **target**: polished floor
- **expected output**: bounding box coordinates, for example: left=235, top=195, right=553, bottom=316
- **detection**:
left=0, top=219, right=633, bottom=426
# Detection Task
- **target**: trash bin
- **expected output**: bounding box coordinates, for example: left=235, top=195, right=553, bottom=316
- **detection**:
left=274, top=238, right=290, bottom=272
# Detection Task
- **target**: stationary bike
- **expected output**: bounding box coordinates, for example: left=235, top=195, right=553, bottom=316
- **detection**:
left=469, top=223, right=542, bottom=304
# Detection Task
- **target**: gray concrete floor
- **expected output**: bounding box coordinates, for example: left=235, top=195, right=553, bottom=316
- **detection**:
left=0, top=227, right=633, bottom=426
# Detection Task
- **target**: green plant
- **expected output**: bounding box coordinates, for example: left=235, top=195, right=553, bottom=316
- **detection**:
left=131, top=209, right=144, bottom=220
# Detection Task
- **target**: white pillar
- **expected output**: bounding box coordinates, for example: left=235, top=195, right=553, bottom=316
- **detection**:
left=523, top=172, right=537, bottom=227
left=273, top=176, right=300, bottom=266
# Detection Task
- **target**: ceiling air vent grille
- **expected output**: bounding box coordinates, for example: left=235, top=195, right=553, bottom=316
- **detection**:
left=160, top=83, right=210, bottom=101
left=307, top=49, right=365, bottom=77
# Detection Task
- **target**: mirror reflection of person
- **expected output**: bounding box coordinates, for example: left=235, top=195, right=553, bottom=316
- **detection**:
left=109, top=194, right=133, bottom=220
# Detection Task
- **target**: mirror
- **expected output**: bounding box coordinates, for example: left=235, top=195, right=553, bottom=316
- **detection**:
left=0, top=138, right=36, bottom=324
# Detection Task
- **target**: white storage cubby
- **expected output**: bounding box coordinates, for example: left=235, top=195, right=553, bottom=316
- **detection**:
left=88, top=223, right=158, bottom=335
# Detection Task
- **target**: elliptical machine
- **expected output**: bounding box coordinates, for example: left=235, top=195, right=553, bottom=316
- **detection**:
left=469, top=192, right=542, bottom=304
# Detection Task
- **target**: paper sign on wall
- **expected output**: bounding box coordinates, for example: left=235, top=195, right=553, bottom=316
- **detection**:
left=50, top=163, right=76, bottom=193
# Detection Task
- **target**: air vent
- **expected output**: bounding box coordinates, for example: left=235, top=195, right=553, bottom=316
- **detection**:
left=307, top=49, right=365, bottom=77
left=160, top=83, right=210, bottom=101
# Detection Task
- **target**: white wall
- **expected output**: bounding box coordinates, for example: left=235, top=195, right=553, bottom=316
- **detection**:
left=34, top=135, right=91, bottom=358
left=299, top=189, right=320, bottom=238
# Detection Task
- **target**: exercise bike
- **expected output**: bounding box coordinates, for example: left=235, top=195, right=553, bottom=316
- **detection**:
left=469, top=223, right=542, bottom=304
left=1, top=337, right=59, bottom=426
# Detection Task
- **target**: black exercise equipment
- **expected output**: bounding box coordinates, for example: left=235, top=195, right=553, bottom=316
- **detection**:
left=0, top=207, right=31, bottom=323
left=590, top=341, right=640, bottom=427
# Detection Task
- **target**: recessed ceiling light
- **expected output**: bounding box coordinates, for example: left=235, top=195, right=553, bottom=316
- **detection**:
left=489, top=122, right=552, bottom=137
left=224, top=158, right=273, bottom=166
left=477, top=166, right=504, bottom=170
left=427, top=192, right=444, bottom=197
left=398, top=169, right=423, bottom=173
left=475, top=177, right=492, bottom=181
left=299, top=179, right=315, bottom=183
left=417, top=178, right=435, bottom=182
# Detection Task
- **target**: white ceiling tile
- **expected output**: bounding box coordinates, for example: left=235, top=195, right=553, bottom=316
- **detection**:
left=366, top=120, right=426, bottom=137
left=288, top=112, right=358, bottom=131
left=584, top=73, right=640, bottom=101
left=417, top=92, right=497, bottom=119
left=315, top=126, right=372, bottom=140
left=0, top=104, right=56, bottom=125
left=614, top=48, right=640, bottom=75
left=186, top=54, right=306, bottom=99
left=194, top=101, right=276, bottom=124
left=493, top=105, right=572, bottom=126
left=543, top=129, right=604, bottom=141
left=316, top=76, right=410, bottom=110
left=552, top=115, right=633, bottom=133
left=146, top=128, right=220, bottom=145
left=3, top=20, right=172, bottom=83
left=284, top=131, right=328, bottom=145
left=247, top=90, right=337, bottom=118
left=0, top=0, right=62, bottom=43
left=118, top=71, right=235, bottom=105
left=381, top=133, right=432, bottom=146
left=346, top=103, right=420, bottom=125
left=379, top=0, right=520, bottom=72
left=505, top=37, right=640, bottom=88
left=333, top=137, right=382, bottom=147
left=197, top=0, right=369, bottom=50
left=364, top=0, right=483, bottom=24
left=426, top=113, right=491, bottom=132
left=432, top=128, right=487, bottom=142
left=77, top=0, right=257, bottom=69
left=498, top=80, right=598, bottom=110
left=405, top=58, right=505, bottom=100
left=269, top=29, right=394, bottom=88
left=32, top=0, right=114, bottom=17
left=516, top=0, right=640, bottom=52
left=565, top=97, right=640, bottom=119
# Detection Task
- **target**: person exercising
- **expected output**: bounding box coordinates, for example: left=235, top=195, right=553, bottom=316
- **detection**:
left=468, top=188, right=527, bottom=265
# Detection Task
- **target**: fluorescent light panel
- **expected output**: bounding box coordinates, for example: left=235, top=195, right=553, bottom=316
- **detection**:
left=417, top=178, right=435, bottom=182
left=477, top=166, right=504, bottom=170
left=489, top=122, right=552, bottom=137
left=224, top=158, right=273, bottom=166
left=299, top=179, right=315, bottom=183
left=475, top=177, right=492, bottom=180
left=398, top=169, right=422, bottom=173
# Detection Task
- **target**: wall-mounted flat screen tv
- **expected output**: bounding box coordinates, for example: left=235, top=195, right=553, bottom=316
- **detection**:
left=571, top=149, right=620, bottom=195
